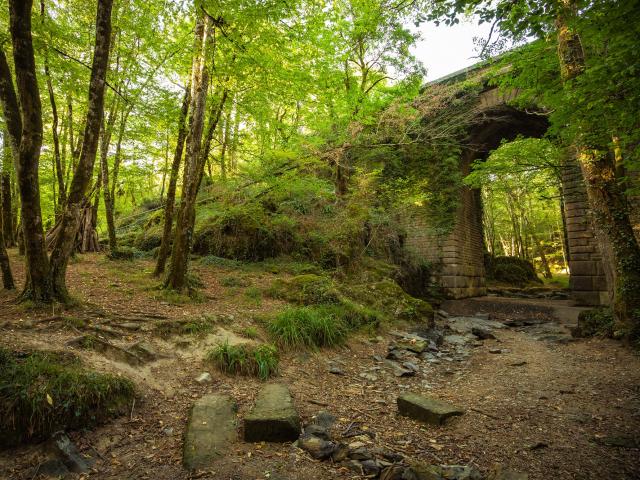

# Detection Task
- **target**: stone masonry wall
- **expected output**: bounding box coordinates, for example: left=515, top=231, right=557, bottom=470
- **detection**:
left=561, top=160, right=610, bottom=305
left=402, top=151, right=486, bottom=299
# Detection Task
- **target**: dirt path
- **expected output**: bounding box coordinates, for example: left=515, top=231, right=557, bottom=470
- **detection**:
left=1, top=253, right=639, bottom=479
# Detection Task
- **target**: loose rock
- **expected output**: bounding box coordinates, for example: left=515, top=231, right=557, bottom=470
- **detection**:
left=183, top=394, right=237, bottom=469
left=471, top=327, right=495, bottom=340
left=298, top=433, right=337, bottom=459
left=244, top=384, right=301, bottom=442
left=48, top=431, right=93, bottom=474
left=195, top=372, right=212, bottom=383
left=397, top=393, right=464, bottom=425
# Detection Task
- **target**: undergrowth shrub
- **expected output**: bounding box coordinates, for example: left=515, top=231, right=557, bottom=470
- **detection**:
left=106, top=246, right=148, bottom=261
left=485, top=255, right=542, bottom=286
left=267, top=306, right=348, bottom=348
left=571, top=307, right=615, bottom=338
left=207, top=342, right=278, bottom=380
left=0, top=349, right=134, bottom=447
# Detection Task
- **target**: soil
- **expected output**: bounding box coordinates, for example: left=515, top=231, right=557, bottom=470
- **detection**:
left=1, top=250, right=639, bottom=480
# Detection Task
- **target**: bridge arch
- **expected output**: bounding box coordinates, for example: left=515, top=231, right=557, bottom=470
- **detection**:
left=403, top=80, right=610, bottom=305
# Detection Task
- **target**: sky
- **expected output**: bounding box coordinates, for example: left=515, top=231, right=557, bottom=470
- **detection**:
left=411, top=17, right=494, bottom=81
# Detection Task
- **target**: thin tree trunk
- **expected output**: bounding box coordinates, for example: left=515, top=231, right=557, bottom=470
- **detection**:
left=154, top=85, right=190, bottom=276
left=165, top=14, right=213, bottom=291
left=1, top=133, right=14, bottom=247
left=100, top=98, right=119, bottom=252
left=557, top=0, right=640, bottom=340
left=0, top=133, right=14, bottom=288
left=41, top=0, right=66, bottom=213
left=48, top=0, right=114, bottom=301
left=160, top=129, right=169, bottom=202
left=0, top=213, right=14, bottom=289
left=0, top=0, right=53, bottom=302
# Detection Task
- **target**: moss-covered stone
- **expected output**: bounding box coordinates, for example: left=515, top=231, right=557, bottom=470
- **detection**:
left=339, top=279, right=433, bottom=325
left=0, top=349, right=135, bottom=447
left=183, top=394, right=237, bottom=469
left=267, top=274, right=340, bottom=305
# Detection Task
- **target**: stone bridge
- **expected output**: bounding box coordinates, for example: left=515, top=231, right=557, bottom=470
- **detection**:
left=404, top=63, right=612, bottom=306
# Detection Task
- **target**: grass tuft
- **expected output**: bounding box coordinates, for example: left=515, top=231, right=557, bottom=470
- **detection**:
left=207, top=342, right=278, bottom=380
left=267, top=306, right=348, bottom=348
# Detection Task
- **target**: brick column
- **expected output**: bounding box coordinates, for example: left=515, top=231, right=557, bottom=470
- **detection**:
left=561, top=160, right=610, bottom=305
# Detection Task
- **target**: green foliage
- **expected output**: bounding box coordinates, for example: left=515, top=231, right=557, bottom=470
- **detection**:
left=466, top=138, right=567, bottom=275
left=243, top=287, right=262, bottom=305
left=572, top=307, right=615, bottom=339
left=267, top=306, right=348, bottom=349
left=486, top=255, right=542, bottom=286
left=242, top=326, right=260, bottom=339
left=207, top=342, right=278, bottom=380
left=0, top=349, right=134, bottom=447
left=106, top=246, right=147, bottom=261
left=199, top=256, right=242, bottom=268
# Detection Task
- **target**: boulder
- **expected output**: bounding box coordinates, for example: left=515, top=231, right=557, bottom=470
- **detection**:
left=183, top=394, right=237, bottom=469
left=397, top=393, right=464, bottom=426
left=244, top=384, right=301, bottom=442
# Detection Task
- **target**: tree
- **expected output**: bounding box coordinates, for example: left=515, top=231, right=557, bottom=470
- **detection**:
left=165, top=12, right=214, bottom=291
left=154, top=86, right=190, bottom=276
left=0, top=0, right=53, bottom=302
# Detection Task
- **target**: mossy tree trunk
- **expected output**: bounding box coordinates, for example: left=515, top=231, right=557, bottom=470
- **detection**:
left=165, top=14, right=212, bottom=291
left=1, top=133, right=14, bottom=247
left=0, top=0, right=53, bottom=303
left=0, top=186, right=14, bottom=289
left=48, top=0, right=114, bottom=301
left=154, top=86, right=190, bottom=276
left=100, top=97, right=119, bottom=253
left=557, top=0, right=640, bottom=340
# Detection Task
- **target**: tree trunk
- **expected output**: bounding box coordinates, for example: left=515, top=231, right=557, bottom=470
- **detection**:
left=48, top=0, right=113, bottom=301
left=41, top=0, right=66, bottom=213
left=0, top=0, right=53, bottom=302
left=0, top=136, right=14, bottom=288
left=100, top=99, right=119, bottom=252
left=557, top=0, right=640, bottom=340
left=1, top=134, right=14, bottom=247
left=165, top=14, right=212, bottom=291
left=0, top=214, right=14, bottom=289
left=154, top=85, right=190, bottom=276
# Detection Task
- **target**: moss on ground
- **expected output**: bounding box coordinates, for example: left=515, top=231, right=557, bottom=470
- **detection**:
left=267, top=273, right=433, bottom=327
left=0, top=348, right=134, bottom=447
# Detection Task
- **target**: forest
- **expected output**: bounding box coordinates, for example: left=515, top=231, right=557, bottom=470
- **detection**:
left=1, top=0, right=639, bottom=479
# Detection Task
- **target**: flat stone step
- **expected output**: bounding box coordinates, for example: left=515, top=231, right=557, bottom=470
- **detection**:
left=244, top=383, right=301, bottom=442
left=183, top=394, right=237, bottom=469
left=397, top=393, right=464, bottom=426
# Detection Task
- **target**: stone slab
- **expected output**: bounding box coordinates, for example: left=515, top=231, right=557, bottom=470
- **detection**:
left=397, top=393, right=464, bottom=426
left=244, top=383, right=301, bottom=442
left=183, top=394, right=237, bottom=470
